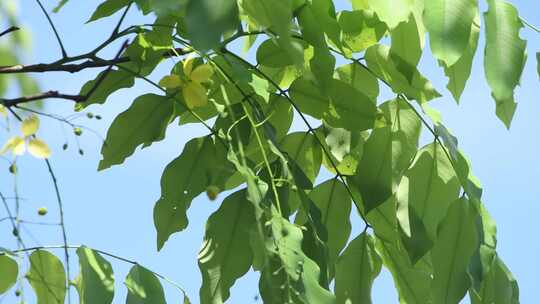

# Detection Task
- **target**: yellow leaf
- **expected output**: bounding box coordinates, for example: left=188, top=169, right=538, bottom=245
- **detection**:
left=183, top=82, right=208, bottom=109
left=183, top=55, right=196, bottom=76
left=0, top=105, right=6, bottom=118
left=159, top=75, right=183, bottom=89
left=190, top=64, right=214, bottom=83
left=21, top=115, right=39, bottom=137
left=1, top=136, right=25, bottom=156
left=28, top=138, right=51, bottom=159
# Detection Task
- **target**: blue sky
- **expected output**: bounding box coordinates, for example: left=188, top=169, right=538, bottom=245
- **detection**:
left=1, top=1, right=538, bottom=303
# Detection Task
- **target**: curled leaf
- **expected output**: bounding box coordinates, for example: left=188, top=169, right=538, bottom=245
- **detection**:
left=28, top=138, right=51, bottom=159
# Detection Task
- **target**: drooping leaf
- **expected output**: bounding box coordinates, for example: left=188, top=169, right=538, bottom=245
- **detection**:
left=335, top=233, right=382, bottom=304
left=443, top=15, right=480, bottom=103
left=256, top=39, right=299, bottom=68
left=21, top=115, right=39, bottom=137
left=470, top=256, right=519, bottom=304
left=324, top=79, right=377, bottom=131
left=185, top=0, right=239, bottom=51
left=28, top=138, right=52, bottom=159
left=98, top=94, right=174, bottom=170
left=26, top=250, right=66, bottom=304
left=154, top=136, right=232, bottom=250
left=431, top=197, right=479, bottom=304
left=75, top=246, right=115, bottom=304
left=337, top=10, right=387, bottom=53
left=484, top=0, right=527, bottom=128
left=125, top=265, right=166, bottom=304
left=289, top=77, right=329, bottom=119
left=87, top=0, right=131, bottom=23
left=199, top=190, right=255, bottom=304
left=0, top=254, right=18, bottom=294
left=335, top=63, right=379, bottom=101
left=365, top=0, right=414, bottom=30
left=296, top=179, right=352, bottom=277
left=390, top=13, right=423, bottom=82
left=78, top=69, right=135, bottom=109
left=397, top=143, right=461, bottom=263
left=424, top=0, right=478, bottom=66
left=376, top=238, right=433, bottom=304
left=280, top=132, right=322, bottom=183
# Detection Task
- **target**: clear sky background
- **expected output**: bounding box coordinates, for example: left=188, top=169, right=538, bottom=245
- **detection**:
left=1, top=1, right=538, bottom=303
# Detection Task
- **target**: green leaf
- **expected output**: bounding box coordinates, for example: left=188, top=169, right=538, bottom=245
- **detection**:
left=154, top=137, right=230, bottom=250
left=349, top=123, right=417, bottom=213
left=98, top=94, right=174, bottom=170
left=26, top=250, right=66, bottom=304
left=296, top=179, right=352, bottom=277
left=256, top=39, right=300, bottom=68
left=78, top=69, right=135, bottom=109
left=280, top=132, right=322, bottom=183
left=125, top=265, right=166, bottom=304
left=390, top=14, right=423, bottom=82
left=289, top=77, right=329, bottom=119
left=431, top=197, right=479, bottom=304
left=366, top=0, right=414, bottom=30
left=335, top=233, right=382, bottom=304
left=199, top=190, right=255, bottom=304
left=537, top=52, right=540, bottom=80
left=185, top=0, right=239, bottom=51
left=309, top=47, right=336, bottom=91
left=365, top=44, right=441, bottom=103
left=376, top=238, right=432, bottom=304
left=471, top=256, right=519, bottom=304
left=0, top=255, right=18, bottom=294
left=257, top=216, right=336, bottom=304
left=484, top=0, right=527, bottom=128
left=87, top=0, right=131, bottom=23
left=397, top=143, right=461, bottom=263
left=75, top=247, right=115, bottom=304
left=442, top=16, right=480, bottom=103
left=424, top=0, right=478, bottom=66
left=324, top=80, right=377, bottom=131
left=338, top=10, right=387, bottom=53
left=335, top=63, right=379, bottom=101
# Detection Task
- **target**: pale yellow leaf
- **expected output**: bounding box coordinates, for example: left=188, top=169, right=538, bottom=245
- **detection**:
left=1, top=136, right=25, bottom=156
left=21, top=115, right=39, bottom=137
left=0, top=105, right=6, bottom=118
left=183, top=82, right=208, bottom=109
left=159, top=75, right=183, bottom=89
left=183, top=55, right=196, bottom=76
left=28, top=138, right=51, bottom=159
left=190, top=64, right=214, bottom=83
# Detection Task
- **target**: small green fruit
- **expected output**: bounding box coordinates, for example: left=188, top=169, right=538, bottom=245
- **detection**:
left=86, top=112, right=94, bottom=119
left=74, top=127, right=83, bottom=136
left=37, top=207, right=48, bottom=216
left=8, top=163, right=17, bottom=174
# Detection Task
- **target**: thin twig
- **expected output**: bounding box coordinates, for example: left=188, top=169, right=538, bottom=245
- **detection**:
left=0, top=26, right=20, bottom=38
left=34, top=0, right=68, bottom=58
left=1, top=91, right=85, bottom=107
left=521, top=17, right=540, bottom=34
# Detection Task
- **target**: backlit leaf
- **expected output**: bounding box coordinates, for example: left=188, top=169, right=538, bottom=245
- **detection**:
left=0, top=255, right=18, bottom=294
left=21, top=115, right=39, bottom=137
left=27, top=250, right=66, bottom=304
left=75, top=246, right=115, bottom=304
left=28, top=138, right=51, bottom=159
left=125, top=265, right=166, bottom=304
left=365, top=0, right=413, bottom=30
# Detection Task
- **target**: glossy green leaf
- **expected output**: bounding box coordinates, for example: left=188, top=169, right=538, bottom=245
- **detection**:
left=376, top=238, right=432, bottom=304
left=366, top=0, right=414, bottom=30
left=443, top=16, right=480, bottom=103
left=335, top=233, right=382, bottom=304
left=87, top=0, right=131, bottom=23
left=289, top=77, right=329, bottom=119
left=324, top=79, right=377, bottom=131
left=424, top=0, right=477, bottom=66
left=431, top=197, right=479, bottom=304
left=280, top=132, right=322, bottom=183
left=390, top=14, right=423, bottom=82
left=365, top=44, right=441, bottom=103
left=78, top=69, right=135, bottom=109
left=338, top=10, right=387, bottom=53
left=350, top=123, right=417, bottom=213
left=397, top=143, right=461, bottom=263
left=484, top=0, right=527, bottom=128
left=296, top=179, right=352, bottom=277
left=199, top=190, right=255, bottom=304
left=0, top=254, right=18, bottom=294
left=27, top=250, right=66, bottom=304
left=335, top=63, right=379, bottom=101
left=98, top=94, right=174, bottom=170
left=125, top=265, right=166, bottom=304
left=154, top=136, right=230, bottom=250
left=185, top=0, right=239, bottom=51
left=75, top=247, right=115, bottom=304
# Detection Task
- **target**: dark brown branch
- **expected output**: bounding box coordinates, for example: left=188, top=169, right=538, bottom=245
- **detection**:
left=1, top=91, right=85, bottom=107
left=0, top=48, right=190, bottom=74
left=0, top=26, right=20, bottom=38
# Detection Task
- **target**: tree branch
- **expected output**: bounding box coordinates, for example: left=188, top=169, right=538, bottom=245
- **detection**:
left=0, top=26, right=20, bottom=38
left=1, top=91, right=85, bottom=106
